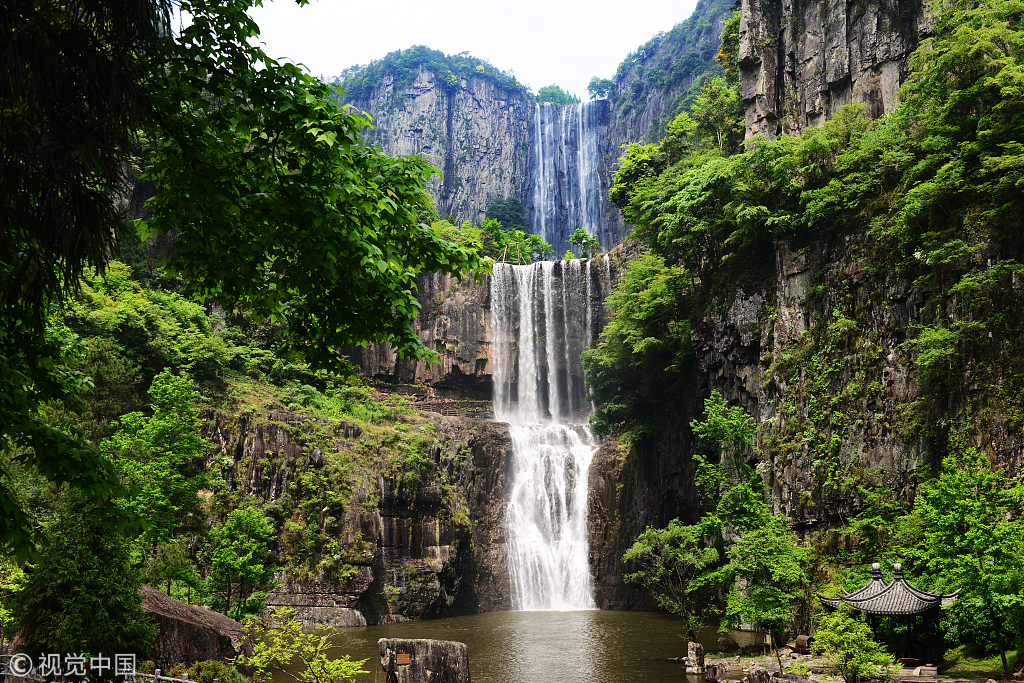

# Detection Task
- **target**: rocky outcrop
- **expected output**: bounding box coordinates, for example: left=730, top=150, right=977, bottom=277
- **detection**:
left=379, top=639, right=471, bottom=683
left=350, top=257, right=617, bottom=399
left=141, top=586, right=251, bottom=670
left=347, top=271, right=494, bottom=396
left=350, top=69, right=533, bottom=224
left=738, top=0, right=929, bottom=138
left=204, top=409, right=514, bottom=626
left=587, top=234, right=1023, bottom=601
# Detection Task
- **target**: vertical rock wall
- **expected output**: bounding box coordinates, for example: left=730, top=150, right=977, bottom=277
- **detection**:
left=351, top=68, right=534, bottom=224
left=738, top=0, right=929, bottom=138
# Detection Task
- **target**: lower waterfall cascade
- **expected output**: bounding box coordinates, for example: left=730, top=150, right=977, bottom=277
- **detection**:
left=491, top=258, right=611, bottom=610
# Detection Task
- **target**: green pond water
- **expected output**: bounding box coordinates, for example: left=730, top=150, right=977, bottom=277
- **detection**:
left=325, top=611, right=759, bottom=683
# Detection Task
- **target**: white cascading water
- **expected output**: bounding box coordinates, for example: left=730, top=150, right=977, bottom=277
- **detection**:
left=530, top=102, right=608, bottom=258
left=492, top=258, right=611, bottom=611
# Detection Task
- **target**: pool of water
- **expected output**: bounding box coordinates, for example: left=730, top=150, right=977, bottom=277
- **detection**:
left=326, top=611, right=757, bottom=683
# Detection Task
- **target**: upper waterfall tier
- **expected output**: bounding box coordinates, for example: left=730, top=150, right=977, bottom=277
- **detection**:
left=491, top=258, right=611, bottom=425
left=529, top=102, right=610, bottom=258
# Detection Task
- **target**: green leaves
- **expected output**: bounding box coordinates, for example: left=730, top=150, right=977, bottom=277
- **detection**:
left=812, top=603, right=896, bottom=683
left=139, top=0, right=486, bottom=373
left=208, top=507, right=278, bottom=622
left=240, top=607, right=368, bottom=683
left=623, top=519, right=720, bottom=638
left=912, top=430, right=1024, bottom=678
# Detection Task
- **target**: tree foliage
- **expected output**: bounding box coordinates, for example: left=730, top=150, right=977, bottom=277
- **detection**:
left=536, top=84, right=581, bottom=105
left=912, top=429, right=1024, bottom=679
left=240, top=607, right=368, bottom=683
left=104, top=369, right=208, bottom=547
left=623, top=519, right=720, bottom=638
left=567, top=228, right=602, bottom=258
left=1, top=0, right=487, bottom=558
left=587, top=77, right=615, bottom=100
left=582, top=254, right=695, bottom=439
left=812, top=603, right=896, bottom=683
left=13, top=495, right=157, bottom=660
left=485, top=196, right=529, bottom=233
left=208, top=507, right=278, bottom=622
left=142, top=0, right=486, bottom=373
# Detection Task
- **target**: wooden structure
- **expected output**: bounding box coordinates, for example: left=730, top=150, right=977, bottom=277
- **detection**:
left=819, top=563, right=959, bottom=663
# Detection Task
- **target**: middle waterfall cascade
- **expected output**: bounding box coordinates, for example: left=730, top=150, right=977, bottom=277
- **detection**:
left=492, top=258, right=611, bottom=611
left=530, top=101, right=609, bottom=258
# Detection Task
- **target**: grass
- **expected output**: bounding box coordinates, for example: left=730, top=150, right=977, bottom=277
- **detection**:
left=943, top=645, right=1020, bottom=678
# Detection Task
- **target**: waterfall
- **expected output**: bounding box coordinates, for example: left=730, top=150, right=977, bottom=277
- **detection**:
left=530, top=102, right=608, bottom=258
left=492, top=261, right=602, bottom=610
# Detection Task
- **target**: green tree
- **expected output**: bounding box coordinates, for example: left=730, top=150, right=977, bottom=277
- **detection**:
left=142, top=0, right=486, bottom=373
left=913, top=430, right=1024, bottom=680
left=582, top=253, right=694, bottom=440
left=812, top=603, right=896, bottom=683
left=1, top=0, right=171, bottom=558
left=239, top=607, right=368, bottom=683
left=485, top=196, right=529, bottom=233
left=692, top=76, right=744, bottom=152
left=567, top=228, right=602, bottom=258
left=12, top=495, right=157, bottom=660
left=104, top=369, right=207, bottom=546
left=536, top=84, right=581, bottom=105
left=716, top=515, right=806, bottom=666
left=1, top=0, right=486, bottom=558
left=623, top=519, right=720, bottom=638
left=587, top=76, right=615, bottom=100
left=208, top=508, right=277, bottom=621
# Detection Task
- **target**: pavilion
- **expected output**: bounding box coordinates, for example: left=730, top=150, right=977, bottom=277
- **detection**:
left=819, top=563, right=959, bottom=664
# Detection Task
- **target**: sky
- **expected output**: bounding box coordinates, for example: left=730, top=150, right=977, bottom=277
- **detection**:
left=248, top=0, right=700, bottom=100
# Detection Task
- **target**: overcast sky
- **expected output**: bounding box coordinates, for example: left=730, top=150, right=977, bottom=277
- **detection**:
left=248, top=0, right=700, bottom=100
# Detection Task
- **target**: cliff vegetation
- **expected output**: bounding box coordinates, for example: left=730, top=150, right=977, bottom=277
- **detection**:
left=589, top=0, right=1024, bottom=673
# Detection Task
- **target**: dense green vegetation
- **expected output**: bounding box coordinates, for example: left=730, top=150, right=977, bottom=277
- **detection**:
left=536, top=84, right=581, bottom=105
left=338, top=45, right=530, bottom=102
left=3, top=0, right=485, bottom=561
left=1, top=0, right=492, bottom=666
left=603, top=0, right=1024, bottom=672
left=596, top=0, right=735, bottom=138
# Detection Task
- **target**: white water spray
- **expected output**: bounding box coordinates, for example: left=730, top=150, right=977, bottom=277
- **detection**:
left=492, top=261, right=603, bottom=610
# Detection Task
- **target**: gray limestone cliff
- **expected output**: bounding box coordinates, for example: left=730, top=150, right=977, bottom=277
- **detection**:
left=738, top=0, right=929, bottom=138
left=585, top=236, right=1024, bottom=602
left=348, top=69, right=533, bottom=225
left=349, top=257, right=617, bottom=399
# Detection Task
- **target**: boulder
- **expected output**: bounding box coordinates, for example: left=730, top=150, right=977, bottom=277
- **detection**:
left=686, top=642, right=706, bottom=674
left=379, top=638, right=470, bottom=683
left=718, top=636, right=741, bottom=652
left=140, top=586, right=252, bottom=671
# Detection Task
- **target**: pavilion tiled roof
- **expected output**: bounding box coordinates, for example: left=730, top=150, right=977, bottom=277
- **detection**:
left=819, top=563, right=960, bottom=616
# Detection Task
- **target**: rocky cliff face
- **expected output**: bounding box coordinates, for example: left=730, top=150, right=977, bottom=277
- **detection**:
left=202, top=408, right=514, bottom=625
left=350, top=257, right=617, bottom=401
left=586, top=234, right=1024, bottom=600
left=350, top=69, right=533, bottom=225
left=738, top=0, right=929, bottom=138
